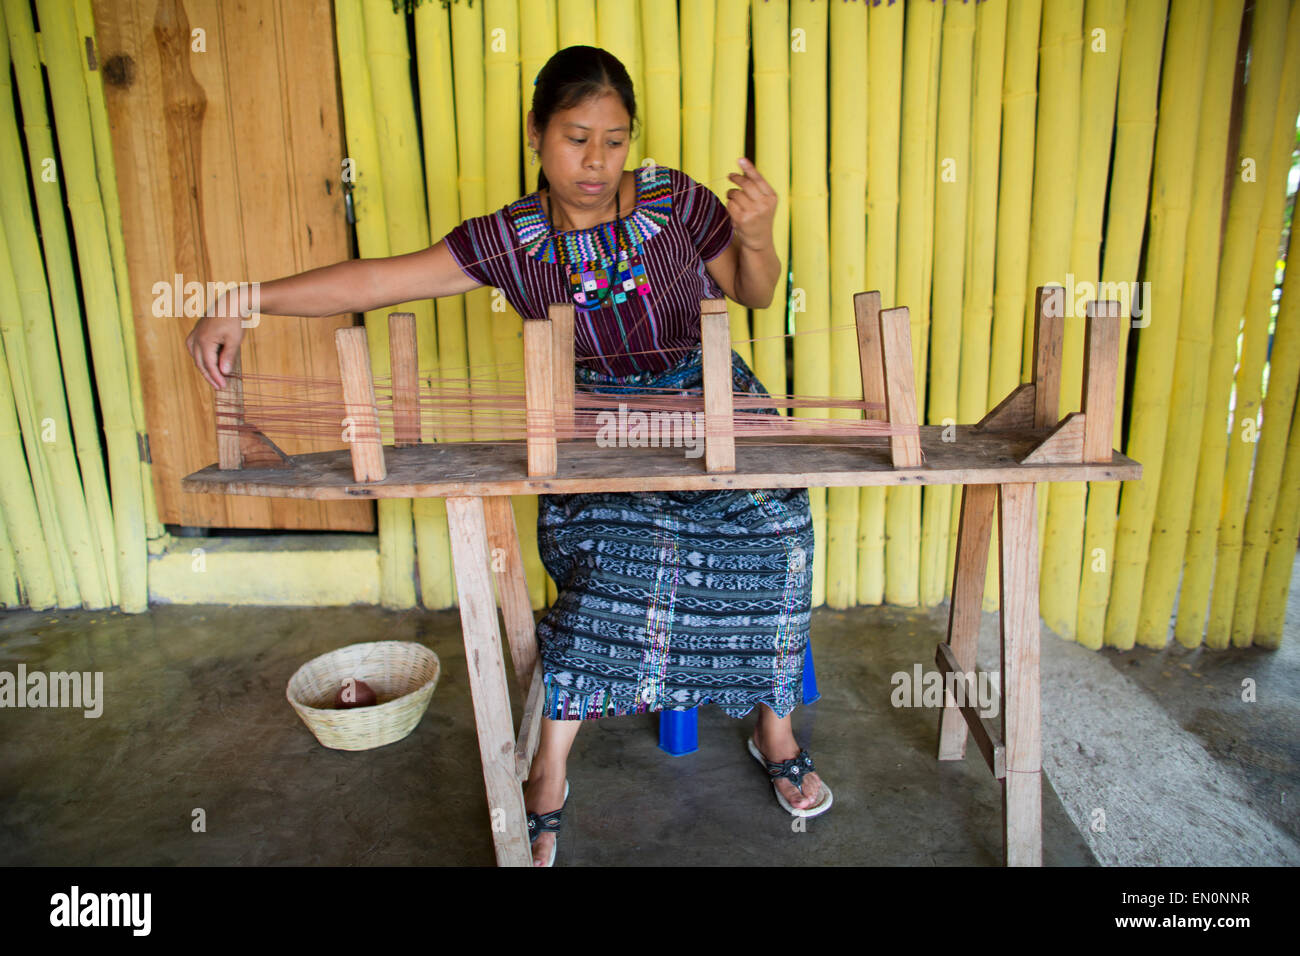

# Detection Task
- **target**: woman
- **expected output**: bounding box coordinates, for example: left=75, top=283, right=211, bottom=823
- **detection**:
left=188, top=45, right=830, bottom=867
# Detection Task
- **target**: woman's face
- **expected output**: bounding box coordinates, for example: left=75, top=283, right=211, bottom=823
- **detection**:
left=530, top=91, right=631, bottom=212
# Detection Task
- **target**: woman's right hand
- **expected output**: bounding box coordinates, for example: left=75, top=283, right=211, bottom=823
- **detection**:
left=186, top=306, right=245, bottom=391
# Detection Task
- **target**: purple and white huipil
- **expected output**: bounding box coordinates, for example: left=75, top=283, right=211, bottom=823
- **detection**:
left=441, top=165, right=734, bottom=378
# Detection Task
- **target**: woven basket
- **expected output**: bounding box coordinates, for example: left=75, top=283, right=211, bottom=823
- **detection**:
left=286, top=641, right=440, bottom=751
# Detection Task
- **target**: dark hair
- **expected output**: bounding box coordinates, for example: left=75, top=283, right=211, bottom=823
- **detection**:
left=530, top=46, right=638, bottom=192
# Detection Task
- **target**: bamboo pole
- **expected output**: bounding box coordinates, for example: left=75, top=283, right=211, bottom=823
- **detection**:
left=712, top=0, right=753, bottom=371
left=0, top=214, right=58, bottom=607
left=1077, top=0, right=1168, bottom=649
left=986, top=0, right=1043, bottom=411
left=886, top=0, right=941, bottom=607
left=790, top=0, right=830, bottom=607
left=450, top=0, right=502, bottom=444
left=486, top=0, right=524, bottom=427
left=642, top=0, right=681, bottom=169
left=0, top=501, right=20, bottom=607
left=918, top=0, right=974, bottom=608
left=482, top=0, right=546, bottom=613
left=513, top=0, right=557, bottom=610
left=519, top=0, right=554, bottom=174
left=1022, top=0, right=1084, bottom=580
left=824, top=0, right=867, bottom=609
left=1206, top=6, right=1300, bottom=648
left=680, top=0, right=716, bottom=194
left=857, top=0, right=903, bottom=606
left=1105, top=0, right=1214, bottom=650
left=750, top=0, right=790, bottom=413
left=1135, top=0, right=1244, bottom=643
left=949, top=0, right=1007, bottom=602
left=413, top=0, right=462, bottom=610
left=3, top=0, right=80, bottom=608
left=557, top=0, right=595, bottom=50
left=1233, top=225, right=1300, bottom=643
left=597, top=0, right=643, bottom=169
left=73, top=0, right=164, bottom=553
left=33, top=0, right=148, bottom=612
left=2, top=0, right=111, bottom=607
left=1175, top=0, right=1289, bottom=647
left=1037, top=0, right=1127, bottom=640
left=337, top=0, right=408, bottom=609
left=1254, top=397, right=1300, bottom=647
left=983, top=0, right=1042, bottom=614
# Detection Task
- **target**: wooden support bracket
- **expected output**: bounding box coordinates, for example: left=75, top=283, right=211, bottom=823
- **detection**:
left=974, top=383, right=1037, bottom=432
left=1021, top=411, right=1086, bottom=464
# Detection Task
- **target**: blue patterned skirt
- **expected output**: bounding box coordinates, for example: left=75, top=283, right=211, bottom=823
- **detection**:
left=535, top=345, right=814, bottom=721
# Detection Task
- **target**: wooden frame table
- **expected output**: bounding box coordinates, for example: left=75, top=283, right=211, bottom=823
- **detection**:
left=184, top=289, right=1141, bottom=866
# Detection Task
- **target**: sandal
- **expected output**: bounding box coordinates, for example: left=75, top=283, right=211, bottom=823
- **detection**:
left=526, top=778, right=570, bottom=867
left=747, top=736, right=833, bottom=818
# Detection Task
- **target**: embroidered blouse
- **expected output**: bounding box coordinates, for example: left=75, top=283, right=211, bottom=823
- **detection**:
left=440, top=165, right=734, bottom=377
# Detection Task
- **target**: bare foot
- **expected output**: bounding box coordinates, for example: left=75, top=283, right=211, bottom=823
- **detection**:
left=523, top=770, right=567, bottom=866
left=751, top=727, right=825, bottom=811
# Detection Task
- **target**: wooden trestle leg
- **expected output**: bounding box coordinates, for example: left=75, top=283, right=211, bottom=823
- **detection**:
left=997, top=482, right=1042, bottom=867
left=445, top=495, right=532, bottom=867
left=935, top=479, right=1043, bottom=866
left=937, top=483, right=999, bottom=768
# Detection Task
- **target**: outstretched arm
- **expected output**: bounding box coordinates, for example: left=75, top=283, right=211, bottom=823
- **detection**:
left=187, top=240, right=482, bottom=390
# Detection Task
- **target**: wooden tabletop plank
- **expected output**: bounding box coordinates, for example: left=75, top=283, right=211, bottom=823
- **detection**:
left=182, top=427, right=1141, bottom=500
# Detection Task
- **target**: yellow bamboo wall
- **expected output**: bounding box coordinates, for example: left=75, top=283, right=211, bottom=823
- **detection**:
left=4, top=0, right=1297, bottom=656
left=336, top=0, right=1300, bottom=647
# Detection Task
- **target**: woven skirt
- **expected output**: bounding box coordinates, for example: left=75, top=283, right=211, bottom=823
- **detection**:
left=535, top=344, right=814, bottom=721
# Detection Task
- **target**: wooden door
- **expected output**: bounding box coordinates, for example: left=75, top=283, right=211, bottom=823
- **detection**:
left=93, top=0, right=372, bottom=530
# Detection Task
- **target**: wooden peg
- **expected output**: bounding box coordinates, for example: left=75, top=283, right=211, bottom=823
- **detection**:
left=523, top=317, right=556, bottom=476
left=389, top=312, right=420, bottom=447
left=215, top=351, right=246, bottom=470
left=215, top=351, right=290, bottom=469
left=854, top=291, right=887, bottom=421
left=335, top=326, right=386, bottom=482
left=1081, top=300, right=1122, bottom=462
left=1032, top=286, right=1065, bottom=428
left=700, top=299, right=734, bottom=472
left=548, top=303, right=575, bottom=441
left=879, top=306, right=922, bottom=468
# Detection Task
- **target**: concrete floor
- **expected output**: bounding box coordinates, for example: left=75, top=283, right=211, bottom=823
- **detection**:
left=1, top=557, right=1297, bottom=866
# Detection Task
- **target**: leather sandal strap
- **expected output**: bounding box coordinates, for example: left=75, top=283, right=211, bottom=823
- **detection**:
left=762, top=748, right=816, bottom=792
left=527, top=808, right=564, bottom=843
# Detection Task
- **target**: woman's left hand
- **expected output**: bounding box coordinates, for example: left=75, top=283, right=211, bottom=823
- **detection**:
left=725, top=157, right=777, bottom=252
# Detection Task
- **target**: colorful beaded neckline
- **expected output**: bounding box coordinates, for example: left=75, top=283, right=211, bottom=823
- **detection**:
left=510, top=165, right=672, bottom=266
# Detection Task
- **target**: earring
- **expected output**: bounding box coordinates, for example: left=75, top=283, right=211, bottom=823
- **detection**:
left=530, top=148, right=539, bottom=165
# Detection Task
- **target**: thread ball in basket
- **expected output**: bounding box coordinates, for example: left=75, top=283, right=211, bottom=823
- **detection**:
left=335, top=677, right=378, bottom=709
left=286, top=641, right=440, bottom=751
